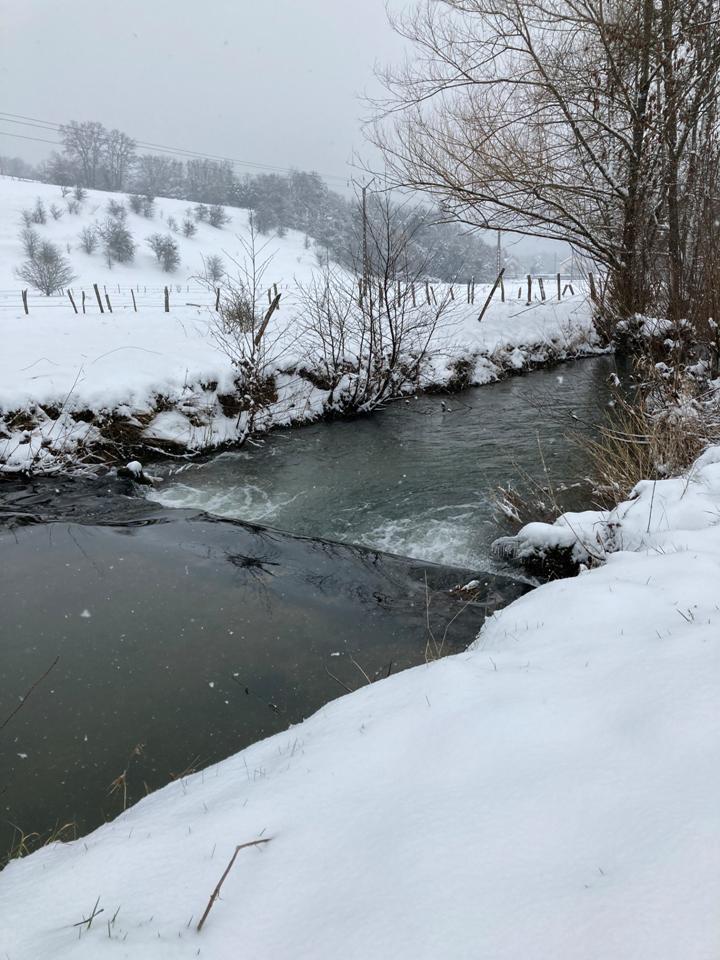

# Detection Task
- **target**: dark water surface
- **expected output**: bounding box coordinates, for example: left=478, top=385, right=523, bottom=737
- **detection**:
left=0, top=503, right=525, bottom=856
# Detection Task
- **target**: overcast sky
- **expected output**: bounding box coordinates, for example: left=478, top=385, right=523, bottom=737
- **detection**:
left=0, top=0, right=407, bottom=184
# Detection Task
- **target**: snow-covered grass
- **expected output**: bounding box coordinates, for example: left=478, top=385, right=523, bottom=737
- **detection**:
left=2, top=448, right=718, bottom=958
left=0, top=175, right=602, bottom=473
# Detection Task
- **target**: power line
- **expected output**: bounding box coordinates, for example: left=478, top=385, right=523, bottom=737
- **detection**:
left=0, top=110, right=353, bottom=185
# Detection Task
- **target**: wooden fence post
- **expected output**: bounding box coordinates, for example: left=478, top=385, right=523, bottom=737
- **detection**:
left=215, top=287, right=221, bottom=311
left=526, top=274, right=532, bottom=304
left=93, top=283, right=104, bottom=313
left=164, top=286, right=170, bottom=312
left=81, top=290, right=86, bottom=314
left=105, top=292, right=113, bottom=313
left=557, top=273, right=562, bottom=300
left=68, top=290, right=78, bottom=314
left=411, top=282, right=416, bottom=306
left=499, top=276, right=505, bottom=302
left=477, top=268, right=506, bottom=323
left=131, top=289, right=137, bottom=312
left=21, top=289, right=28, bottom=315
left=538, top=277, right=546, bottom=301
left=425, top=280, right=431, bottom=305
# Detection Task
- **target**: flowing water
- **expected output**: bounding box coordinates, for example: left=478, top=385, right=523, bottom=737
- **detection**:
left=149, top=356, right=617, bottom=568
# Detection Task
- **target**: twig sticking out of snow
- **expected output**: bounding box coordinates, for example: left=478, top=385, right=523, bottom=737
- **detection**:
left=196, top=838, right=272, bottom=932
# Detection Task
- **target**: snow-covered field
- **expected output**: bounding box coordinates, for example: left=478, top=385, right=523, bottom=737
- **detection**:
left=2, top=448, right=718, bottom=958
left=0, top=176, right=600, bottom=473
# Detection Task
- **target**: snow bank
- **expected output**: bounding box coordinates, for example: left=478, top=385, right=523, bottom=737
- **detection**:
left=495, top=444, right=720, bottom=572
left=2, top=449, right=718, bottom=958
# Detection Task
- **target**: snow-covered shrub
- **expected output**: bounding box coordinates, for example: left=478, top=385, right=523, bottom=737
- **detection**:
left=202, top=254, right=224, bottom=284
left=99, top=217, right=135, bottom=267
left=106, top=199, right=127, bottom=220
left=167, top=215, right=179, bottom=233
left=31, top=198, right=46, bottom=224
left=73, top=185, right=87, bottom=203
left=296, top=199, right=452, bottom=412
left=65, top=198, right=80, bottom=215
left=15, top=241, right=75, bottom=295
left=20, top=226, right=40, bottom=260
left=182, top=216, right=197, bottom=238
left=208, top=204, right=230, bottom=228
left=128, top=193, right=155, bottom=217
left=78, top=226, right=98, bottom=254
left=193, top=203, right=209, bottom=222
left=49, top=203, right=63, bottom=221
left=146, top=233, right=180, bottom=272
left=20, top=209, right=33, bottom=228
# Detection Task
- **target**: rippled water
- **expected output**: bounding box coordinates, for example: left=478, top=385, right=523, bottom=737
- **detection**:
left=149, top=356, right=617, bottom=568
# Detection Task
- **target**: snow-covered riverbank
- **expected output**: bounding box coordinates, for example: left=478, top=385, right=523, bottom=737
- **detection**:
left=0, top=296, right=599, bottom=474
left=2, top=449, right=718, bottom=958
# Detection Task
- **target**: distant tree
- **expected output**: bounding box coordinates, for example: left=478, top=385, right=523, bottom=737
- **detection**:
left=194, top=203, right=209, bottom=222
left=79, top=226, right=98, bottom=254
left=203, top=254, right=225, bottom=284
left=59, top=120, right=107, bottom=189
left=208, top=204, right=230, bottom=228
left=146, top=233, right=180, bottom=272
left=15, top=241, right=75, bottom=295
left=167, top=215, right=179, bottom=233
left=181, top=216, right=197, bottom=237
left=73, top=185, right=87, bottom=203
left=40, top=151, right=78, bottom=186
left=99, top=217, right=135, bottom=266
left=103, top=129, right=136, bottom=190
left=20, top=209, right=33, bottom=228
left=128, top=193, right=143, bottom=214
left=132, top=154, right=185, bottom=197
left=0, top=154, right=37, bottom=178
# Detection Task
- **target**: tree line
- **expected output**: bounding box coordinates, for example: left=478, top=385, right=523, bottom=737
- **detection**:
left=0, top=119, right=501, bottom=282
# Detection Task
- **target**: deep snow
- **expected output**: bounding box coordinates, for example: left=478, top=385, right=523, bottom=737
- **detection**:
left=0, top=175, right=600, bottom=473
left=1, top=450, right=719, bottom=958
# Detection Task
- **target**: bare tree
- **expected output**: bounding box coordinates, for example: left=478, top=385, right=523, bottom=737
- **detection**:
left=202, top=254, right=225, bottom=284
left=79, top=226, right=98, bottom=254
left=372, top=0, right=720, bottom=326
left=59, top=121, right=107, bottom=189
left=146, top=233, right=180, bottom=272
left=103, top=129, right=136, bottom=190
left=298, top=192, right=453, bottom=411
left=16, top=241, right=75, bottom=296
left=201, top=221, right=289, bottom=446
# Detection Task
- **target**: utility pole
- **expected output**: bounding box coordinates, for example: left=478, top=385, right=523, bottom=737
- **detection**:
left=496, top=230, right=502, bottom=276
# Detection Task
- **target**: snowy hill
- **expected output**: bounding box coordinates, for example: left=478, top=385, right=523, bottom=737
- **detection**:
left=0, top=175, right=319, bottom=299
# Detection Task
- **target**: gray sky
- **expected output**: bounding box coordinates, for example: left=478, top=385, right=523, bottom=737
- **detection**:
left=0, top=0, right=407, bottom=184
left=0, top=1, right=564, bottom=260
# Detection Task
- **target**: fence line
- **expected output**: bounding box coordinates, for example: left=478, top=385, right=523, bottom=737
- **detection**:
left=6, top=273, right=587, bottom=316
